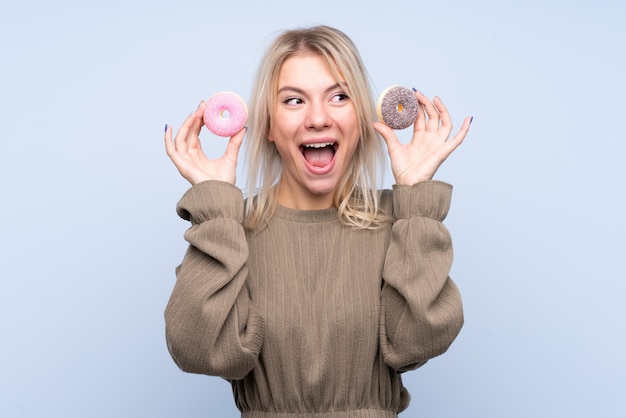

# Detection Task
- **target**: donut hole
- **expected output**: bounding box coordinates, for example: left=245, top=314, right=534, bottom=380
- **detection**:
left=396, top=103, right=404, bottom=113
left=219, top=109, right=231, bottom=120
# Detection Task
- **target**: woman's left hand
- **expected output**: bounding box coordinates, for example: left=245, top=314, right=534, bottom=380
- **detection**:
left=374, top=91, right=471, bottom=185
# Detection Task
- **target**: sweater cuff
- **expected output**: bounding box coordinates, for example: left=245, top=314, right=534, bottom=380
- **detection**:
left=176, top=181, right=244, bottom=224
left=392, top=180, right=453, bottom=221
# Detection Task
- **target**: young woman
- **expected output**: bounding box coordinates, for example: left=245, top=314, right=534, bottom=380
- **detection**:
left=164, top=25, right=471, bottom=418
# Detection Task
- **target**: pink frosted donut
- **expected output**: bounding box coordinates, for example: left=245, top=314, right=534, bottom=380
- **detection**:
left=203, top=91, right=248, bottom=137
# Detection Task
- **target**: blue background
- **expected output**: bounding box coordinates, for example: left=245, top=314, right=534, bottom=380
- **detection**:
left=1, top=0, right=624, bottom=416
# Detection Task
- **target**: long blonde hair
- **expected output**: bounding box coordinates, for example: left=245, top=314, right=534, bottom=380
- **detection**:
left=245, top=26, right=388, bottom=230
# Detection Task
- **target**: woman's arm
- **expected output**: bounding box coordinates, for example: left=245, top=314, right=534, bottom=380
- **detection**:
left=375, top=92, right=469, bottom=370
left=163, top=102, right=260, bottom=379
left=379, top=181, right=463, bottom=371
left=164, top=181, right=263, bottom=380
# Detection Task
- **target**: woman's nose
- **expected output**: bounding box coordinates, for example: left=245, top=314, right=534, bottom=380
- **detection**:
left=305, top=101, right=331, bottom=130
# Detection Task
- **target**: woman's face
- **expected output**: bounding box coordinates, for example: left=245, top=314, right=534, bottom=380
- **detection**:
left=269, top=52, right=360, bottom=210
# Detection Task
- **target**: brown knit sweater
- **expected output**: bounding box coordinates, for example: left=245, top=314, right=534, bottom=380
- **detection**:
left=165, top=180, right=463, bottom=417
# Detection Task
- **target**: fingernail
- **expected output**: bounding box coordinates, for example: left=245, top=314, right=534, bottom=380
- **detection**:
left=412, top=87, right=417, bottom=92
left=244, top=126, right=248, bottom=132
left=164, top=123, right=168, bottom=132
left=470, top=116, right=474, bottom=124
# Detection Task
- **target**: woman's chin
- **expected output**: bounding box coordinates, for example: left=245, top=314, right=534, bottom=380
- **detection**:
left=303, top=177, right=340, bottom=197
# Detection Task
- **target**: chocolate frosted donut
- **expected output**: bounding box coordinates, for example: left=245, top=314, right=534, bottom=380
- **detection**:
left=376, top=85, right=419, bottom=130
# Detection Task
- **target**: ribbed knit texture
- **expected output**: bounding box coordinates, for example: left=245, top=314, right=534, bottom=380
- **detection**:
left=165, top=180, right=463, bottom=417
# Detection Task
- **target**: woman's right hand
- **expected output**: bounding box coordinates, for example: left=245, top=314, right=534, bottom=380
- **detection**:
left=164, top=101, right=246, bottom=185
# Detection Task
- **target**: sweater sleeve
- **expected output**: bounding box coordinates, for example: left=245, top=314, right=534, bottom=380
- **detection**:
left=164, top=181, right=263, bottom=380
left=379, top=181, right=464, bottom=372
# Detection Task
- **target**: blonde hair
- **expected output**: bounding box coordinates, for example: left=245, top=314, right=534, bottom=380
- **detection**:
left=245, top=25, right=388, bottom=230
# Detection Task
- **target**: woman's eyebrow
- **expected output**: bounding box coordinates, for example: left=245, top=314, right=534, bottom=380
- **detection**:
left=277, top=83, right=345, bottom=95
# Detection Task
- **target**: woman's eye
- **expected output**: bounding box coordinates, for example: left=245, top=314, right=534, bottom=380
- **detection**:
left=283, top=97, right=303, bottom=105
left=331, top=93, right=350, bottom=103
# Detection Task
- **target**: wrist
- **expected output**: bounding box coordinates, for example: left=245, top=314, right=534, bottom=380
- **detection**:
left=394, top=174, right=433, bottom=186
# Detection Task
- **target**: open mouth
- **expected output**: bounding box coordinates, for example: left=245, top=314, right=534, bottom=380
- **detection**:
left=300, top=142, right=337, bottom=168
